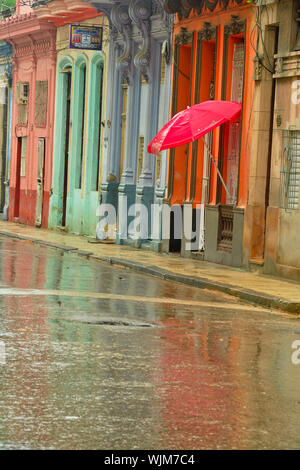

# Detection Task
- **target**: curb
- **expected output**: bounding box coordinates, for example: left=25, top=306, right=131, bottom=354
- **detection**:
left=99, top=257, right=300, bottom=314
left=0, top=229, right=299, bottom=315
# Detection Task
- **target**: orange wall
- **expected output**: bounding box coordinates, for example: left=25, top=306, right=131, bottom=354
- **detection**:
left=170, top=44, right=192, bottom=205
left=169, top=4, right=255, bottom=209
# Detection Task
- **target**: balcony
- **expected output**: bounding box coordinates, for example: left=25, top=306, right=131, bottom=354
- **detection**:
left=32, top=0, right=99, bottom=26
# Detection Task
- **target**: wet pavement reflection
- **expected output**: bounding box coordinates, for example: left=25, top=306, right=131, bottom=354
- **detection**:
left=0, top=236, right=300, bottom=449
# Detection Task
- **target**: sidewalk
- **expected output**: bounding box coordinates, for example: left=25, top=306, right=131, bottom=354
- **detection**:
left=0, top=220, right=300, bottom=314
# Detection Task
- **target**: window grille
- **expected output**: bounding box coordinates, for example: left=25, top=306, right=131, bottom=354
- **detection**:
left=280, top=130, right=300, bottom=210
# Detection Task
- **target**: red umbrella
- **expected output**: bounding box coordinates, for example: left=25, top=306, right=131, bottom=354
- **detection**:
left=148, top=100, right=242, bottom=198
left=148, top=100, right=241, bottom=155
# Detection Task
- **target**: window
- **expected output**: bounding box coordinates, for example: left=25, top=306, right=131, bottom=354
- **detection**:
left=280, top=130, right=300, bottom=209
left=18, top=83, right=29, bottom=103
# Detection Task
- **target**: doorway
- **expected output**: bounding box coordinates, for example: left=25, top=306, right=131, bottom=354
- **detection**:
left=35, top=138, right=45, bottom=227
left=62, top=71, right=72, bottom=227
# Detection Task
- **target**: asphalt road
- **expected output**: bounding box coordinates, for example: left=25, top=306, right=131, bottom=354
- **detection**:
left=0, top=236, right=300, bottom=450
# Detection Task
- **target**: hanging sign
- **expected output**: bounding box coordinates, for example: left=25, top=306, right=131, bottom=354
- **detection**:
left=69, top=24, right=103, bottom=51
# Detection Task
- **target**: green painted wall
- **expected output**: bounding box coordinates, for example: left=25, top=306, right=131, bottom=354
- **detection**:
left=49, top=18, right=107, bottom=237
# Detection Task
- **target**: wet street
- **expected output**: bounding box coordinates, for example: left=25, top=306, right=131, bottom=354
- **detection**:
left=0, top=236, right=300, bottom=450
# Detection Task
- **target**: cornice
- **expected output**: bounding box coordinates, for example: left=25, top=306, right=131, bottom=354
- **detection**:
left=0, top=13, right=56, bottom=42
left=6, top=26, right=56, bottom=60
left=164, top=0, right=246, bottom=18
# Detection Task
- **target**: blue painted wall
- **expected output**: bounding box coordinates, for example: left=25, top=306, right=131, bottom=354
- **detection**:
left=0, top=41, right=12, bottom=220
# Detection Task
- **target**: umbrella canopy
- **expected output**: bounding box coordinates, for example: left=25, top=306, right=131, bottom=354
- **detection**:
left=148, top=100, right=242, bottom=155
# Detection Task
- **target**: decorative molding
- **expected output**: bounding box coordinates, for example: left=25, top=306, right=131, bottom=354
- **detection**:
left=111, top=3, right=133, bottom=85
left=129, top=0, right=152, bottom=83
left=198, top=21, right=217, bottom=41
left=274, top=56, right=283, bottom=75
left=273, top=51, right=300, bottom=78
left=175, top=27, right=193, bottom=45
left=86, top=1, right=171, bottom=83
left=152, top=0, right=165, bottom=15
left=253, top=56, right=262, bottom=81
left=9, top=28, right=56, bottom=69
left=164, top=0, right=245, bottom=17
left=164, top=0, right=191, bottom=19
left=224, top=15, right=245, bottom=37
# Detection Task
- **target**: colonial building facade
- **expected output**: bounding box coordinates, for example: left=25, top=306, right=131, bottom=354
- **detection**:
left=162, top=0, right=255, bottom=267
left=49, top=18, right=106, bottom=237
left=242, top=0, right=300, bottom=281
left=83, top=0, right=173, bottom=248
left=32, top=0, right=105, bottom=236
left=33, top=1, right=107, bottom=236
left=163, top=0, right=300, bottom=282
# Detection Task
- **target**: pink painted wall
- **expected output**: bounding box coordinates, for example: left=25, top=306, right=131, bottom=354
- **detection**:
left=0, top=15, right=57, bottom=227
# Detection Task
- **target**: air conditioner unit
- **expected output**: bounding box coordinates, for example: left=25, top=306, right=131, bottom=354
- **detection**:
left=17, top=83, right=29, bottom=104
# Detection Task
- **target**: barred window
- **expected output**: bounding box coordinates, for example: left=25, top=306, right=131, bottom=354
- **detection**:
left=35, top=80, right=48, bottom=126
left=280, top=130, right=300, bottom=210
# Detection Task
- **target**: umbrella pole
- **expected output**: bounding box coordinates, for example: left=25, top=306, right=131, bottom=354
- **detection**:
left=201, top=137, right=231, bottom=199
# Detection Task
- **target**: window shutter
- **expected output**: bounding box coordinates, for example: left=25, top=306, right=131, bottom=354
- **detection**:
left=35, top=80, right=48, bottom=126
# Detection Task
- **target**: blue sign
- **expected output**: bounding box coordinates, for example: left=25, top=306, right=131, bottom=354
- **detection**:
left=69, top=24, right=103, bottom=51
